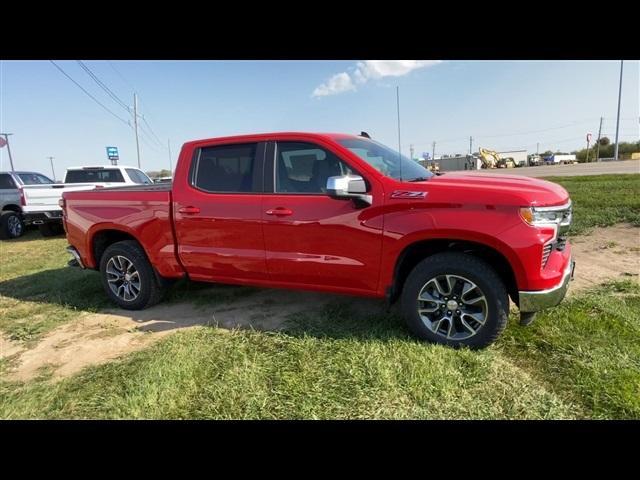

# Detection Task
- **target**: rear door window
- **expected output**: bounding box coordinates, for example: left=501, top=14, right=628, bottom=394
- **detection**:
left=65, top=169, right=125, bottom=183
left=0, top=174, right=16, bottom=189
left=192, top=143, right=259, bottom=193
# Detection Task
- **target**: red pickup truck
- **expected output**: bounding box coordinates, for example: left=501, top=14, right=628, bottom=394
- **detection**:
left=61, top=132, right=575, bottom=348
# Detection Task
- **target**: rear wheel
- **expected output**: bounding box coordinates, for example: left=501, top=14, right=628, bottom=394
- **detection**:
left=38, top=222, right=64, bottom=237
left=0, top=211, right=25, bottom=239
left=400, top=252, right=509, bottom=349
left=99, top=240, right=165, bottom=310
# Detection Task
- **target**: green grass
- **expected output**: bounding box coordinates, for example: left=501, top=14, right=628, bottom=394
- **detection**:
left=0, top=281, right=637, bottom=419
left=542, top=174, right=640, bottom=235
left=0, top=229, right=256, bottom=342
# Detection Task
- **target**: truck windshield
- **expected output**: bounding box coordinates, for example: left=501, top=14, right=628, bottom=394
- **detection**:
left=337, top=137, right=433, bottom=182
left=17, top=173, right=55, bottom=185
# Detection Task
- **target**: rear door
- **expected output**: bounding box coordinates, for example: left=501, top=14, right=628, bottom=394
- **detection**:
left=0, top=173, right=20, bottom=208
left=261, top=140, right=384, bottom=293
left=172, top=141, right=268, bottom=282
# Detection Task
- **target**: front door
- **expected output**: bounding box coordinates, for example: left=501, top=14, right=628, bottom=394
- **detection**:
left=173, top=141, right=268, bottom=283
left=261, top=140, right=384, bottom=294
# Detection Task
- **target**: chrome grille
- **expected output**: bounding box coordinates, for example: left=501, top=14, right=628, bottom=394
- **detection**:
left=542, top=243, right=553, bottom=269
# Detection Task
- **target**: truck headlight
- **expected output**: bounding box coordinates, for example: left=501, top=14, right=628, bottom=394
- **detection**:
left=519, top=201, right=572, bottom=229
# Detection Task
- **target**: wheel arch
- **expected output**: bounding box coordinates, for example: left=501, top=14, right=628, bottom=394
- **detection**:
left=91, top=227, right=145, bottom=269
left=2, top=204, right=22, bottom=214
left=389, top=237, right=521, bottom=306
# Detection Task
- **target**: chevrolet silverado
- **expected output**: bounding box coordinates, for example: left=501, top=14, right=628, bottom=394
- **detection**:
left=61, top=132, right=575, bottom=348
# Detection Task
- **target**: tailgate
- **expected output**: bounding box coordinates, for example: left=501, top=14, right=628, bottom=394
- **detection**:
left=22, top=184, right=97, bottom=210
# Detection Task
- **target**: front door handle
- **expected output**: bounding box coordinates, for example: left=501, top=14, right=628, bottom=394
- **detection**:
left=266, top=207, right=293, bottom=216
left=178, top=206, right=200, bottom=215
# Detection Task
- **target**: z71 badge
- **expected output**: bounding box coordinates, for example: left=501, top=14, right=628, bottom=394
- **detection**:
left=390, top=190, right=428, bottom=199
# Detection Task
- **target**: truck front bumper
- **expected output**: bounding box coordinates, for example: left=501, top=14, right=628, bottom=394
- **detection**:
left=518, top=258, right=575, bottom=313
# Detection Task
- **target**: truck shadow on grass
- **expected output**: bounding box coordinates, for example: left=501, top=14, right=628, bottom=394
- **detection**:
left=0, top=266, right=401, bottom=341
left=2, top=227, right=65, bottom=243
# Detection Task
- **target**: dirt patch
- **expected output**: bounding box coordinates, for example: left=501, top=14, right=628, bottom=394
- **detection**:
left=569, top=224, right=639, bottom=293
left=1, top=289, right=385, bottom=382
left=1, top=224, right=637, bottom=382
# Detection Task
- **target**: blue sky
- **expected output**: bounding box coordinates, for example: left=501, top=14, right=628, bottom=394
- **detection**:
left=1, top=60, right=638, bottom=178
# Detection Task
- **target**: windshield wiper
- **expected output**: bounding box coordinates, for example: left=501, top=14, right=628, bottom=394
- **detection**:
left=406, top=176, right=430, bottom=182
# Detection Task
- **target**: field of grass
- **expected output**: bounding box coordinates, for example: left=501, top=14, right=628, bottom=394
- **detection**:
left=542, top=174, right=640, bottom=235
left=0, top=173, right=638, bottom=419
left=0, top=280, right=638, bottom=419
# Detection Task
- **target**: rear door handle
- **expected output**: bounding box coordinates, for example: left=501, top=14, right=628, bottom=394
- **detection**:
left=266, top=207, right=293, bottom=216
left=178, top=206, right=200, bottom=215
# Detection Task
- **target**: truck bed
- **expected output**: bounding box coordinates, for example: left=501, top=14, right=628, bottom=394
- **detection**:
left=62, top=186, right=184, bottom=278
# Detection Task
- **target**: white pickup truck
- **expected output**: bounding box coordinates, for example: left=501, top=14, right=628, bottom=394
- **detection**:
left=0, top=171, right=96, bottom=238
left=64, top=165, right=153, bottom=187
left=0, top=166, right=153, bottom=238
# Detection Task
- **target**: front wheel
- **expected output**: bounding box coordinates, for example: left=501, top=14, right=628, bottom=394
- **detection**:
left=400, top=252, right=509, bottom=349
left=99, top=240, right=165, bottom=310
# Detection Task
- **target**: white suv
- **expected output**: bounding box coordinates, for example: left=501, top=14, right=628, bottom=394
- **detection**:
left=64, top=165, right=153, bottom=187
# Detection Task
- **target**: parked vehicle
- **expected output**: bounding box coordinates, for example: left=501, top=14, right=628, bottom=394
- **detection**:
left=544, top=154, right=577, bottom=165
left=154, top=176, right=172, bottom=184
left=0, top=171, right=26, bottom=239
left=0, top=171, right=94, bottom=238
left=62, top=132, right=575, bottom=349
left=528, top=155, right=543, bottom=166
left=64, top=165, right=154, bottom=187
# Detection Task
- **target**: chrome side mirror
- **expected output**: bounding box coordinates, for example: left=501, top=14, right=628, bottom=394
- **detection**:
left=326, top=175, right=372, bottom=206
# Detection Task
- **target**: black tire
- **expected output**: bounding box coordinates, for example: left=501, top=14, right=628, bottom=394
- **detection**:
left=400, top=252, right=509, bottom=349
left=38, top=222, right=64, bottom=237
left=0, top=211, right=25, bottom=239
left=99, top=240, right=165, bottom=310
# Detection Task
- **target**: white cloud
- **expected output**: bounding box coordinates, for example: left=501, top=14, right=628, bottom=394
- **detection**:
left=311, top=72, right=355, bottom=97
left=312, top=60, right=441, bottom=98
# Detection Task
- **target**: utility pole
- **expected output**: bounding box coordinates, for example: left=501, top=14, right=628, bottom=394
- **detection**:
left=432, top=141, right=436, bottom=161
left=409, top=144, right=414, bottom=161
left=133, top=93, right=141, bottom=169
left=595, top=116, right=603, bottom=162
left=585, top=136, right=591, bottom=163
left=469, top=136, right=473, bottom=155
left=0, top=133, right=16, bottom=171
left=536, top=142, right=539, bottom=155
left=614, top=60, right=624, bottom=161
left=168, top=139, right=172, bottom=173
left=47, top=156, right=55, bottom=181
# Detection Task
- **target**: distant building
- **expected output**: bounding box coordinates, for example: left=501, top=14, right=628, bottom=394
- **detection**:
left=421, top=154, right=482, bottom=172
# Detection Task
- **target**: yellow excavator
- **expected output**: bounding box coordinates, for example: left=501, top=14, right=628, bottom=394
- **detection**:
left=477, top=148, right=516, bottom=169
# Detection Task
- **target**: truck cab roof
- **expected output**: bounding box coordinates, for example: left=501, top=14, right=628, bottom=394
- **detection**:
left=66, top=165, right=141, bottom=170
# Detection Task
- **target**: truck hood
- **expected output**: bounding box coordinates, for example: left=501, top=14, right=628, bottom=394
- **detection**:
left=406, top=173, right=569, bottom=207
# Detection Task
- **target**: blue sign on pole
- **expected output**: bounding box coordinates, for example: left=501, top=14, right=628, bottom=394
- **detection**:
left=106, top=146, right=119, bottom=161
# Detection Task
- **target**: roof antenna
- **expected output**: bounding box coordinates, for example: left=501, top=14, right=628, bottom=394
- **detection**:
left=396, top=86, right=402, bottom=181
left=360, top=131, right=371, bottom=139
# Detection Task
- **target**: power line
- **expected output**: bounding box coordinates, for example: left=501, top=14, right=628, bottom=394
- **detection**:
left=50, top=61, right=130, bottom=126
left=406, top=117, right=614, bottom=149
left=107, top=64, right=167, bottom=151
left=108, top=61, right=137, bottom=93
left=76, top=61, right=131, bottom=112
left=478, top=119, right=598, bottom=139
left=141, top=115, right=165, bottom=147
